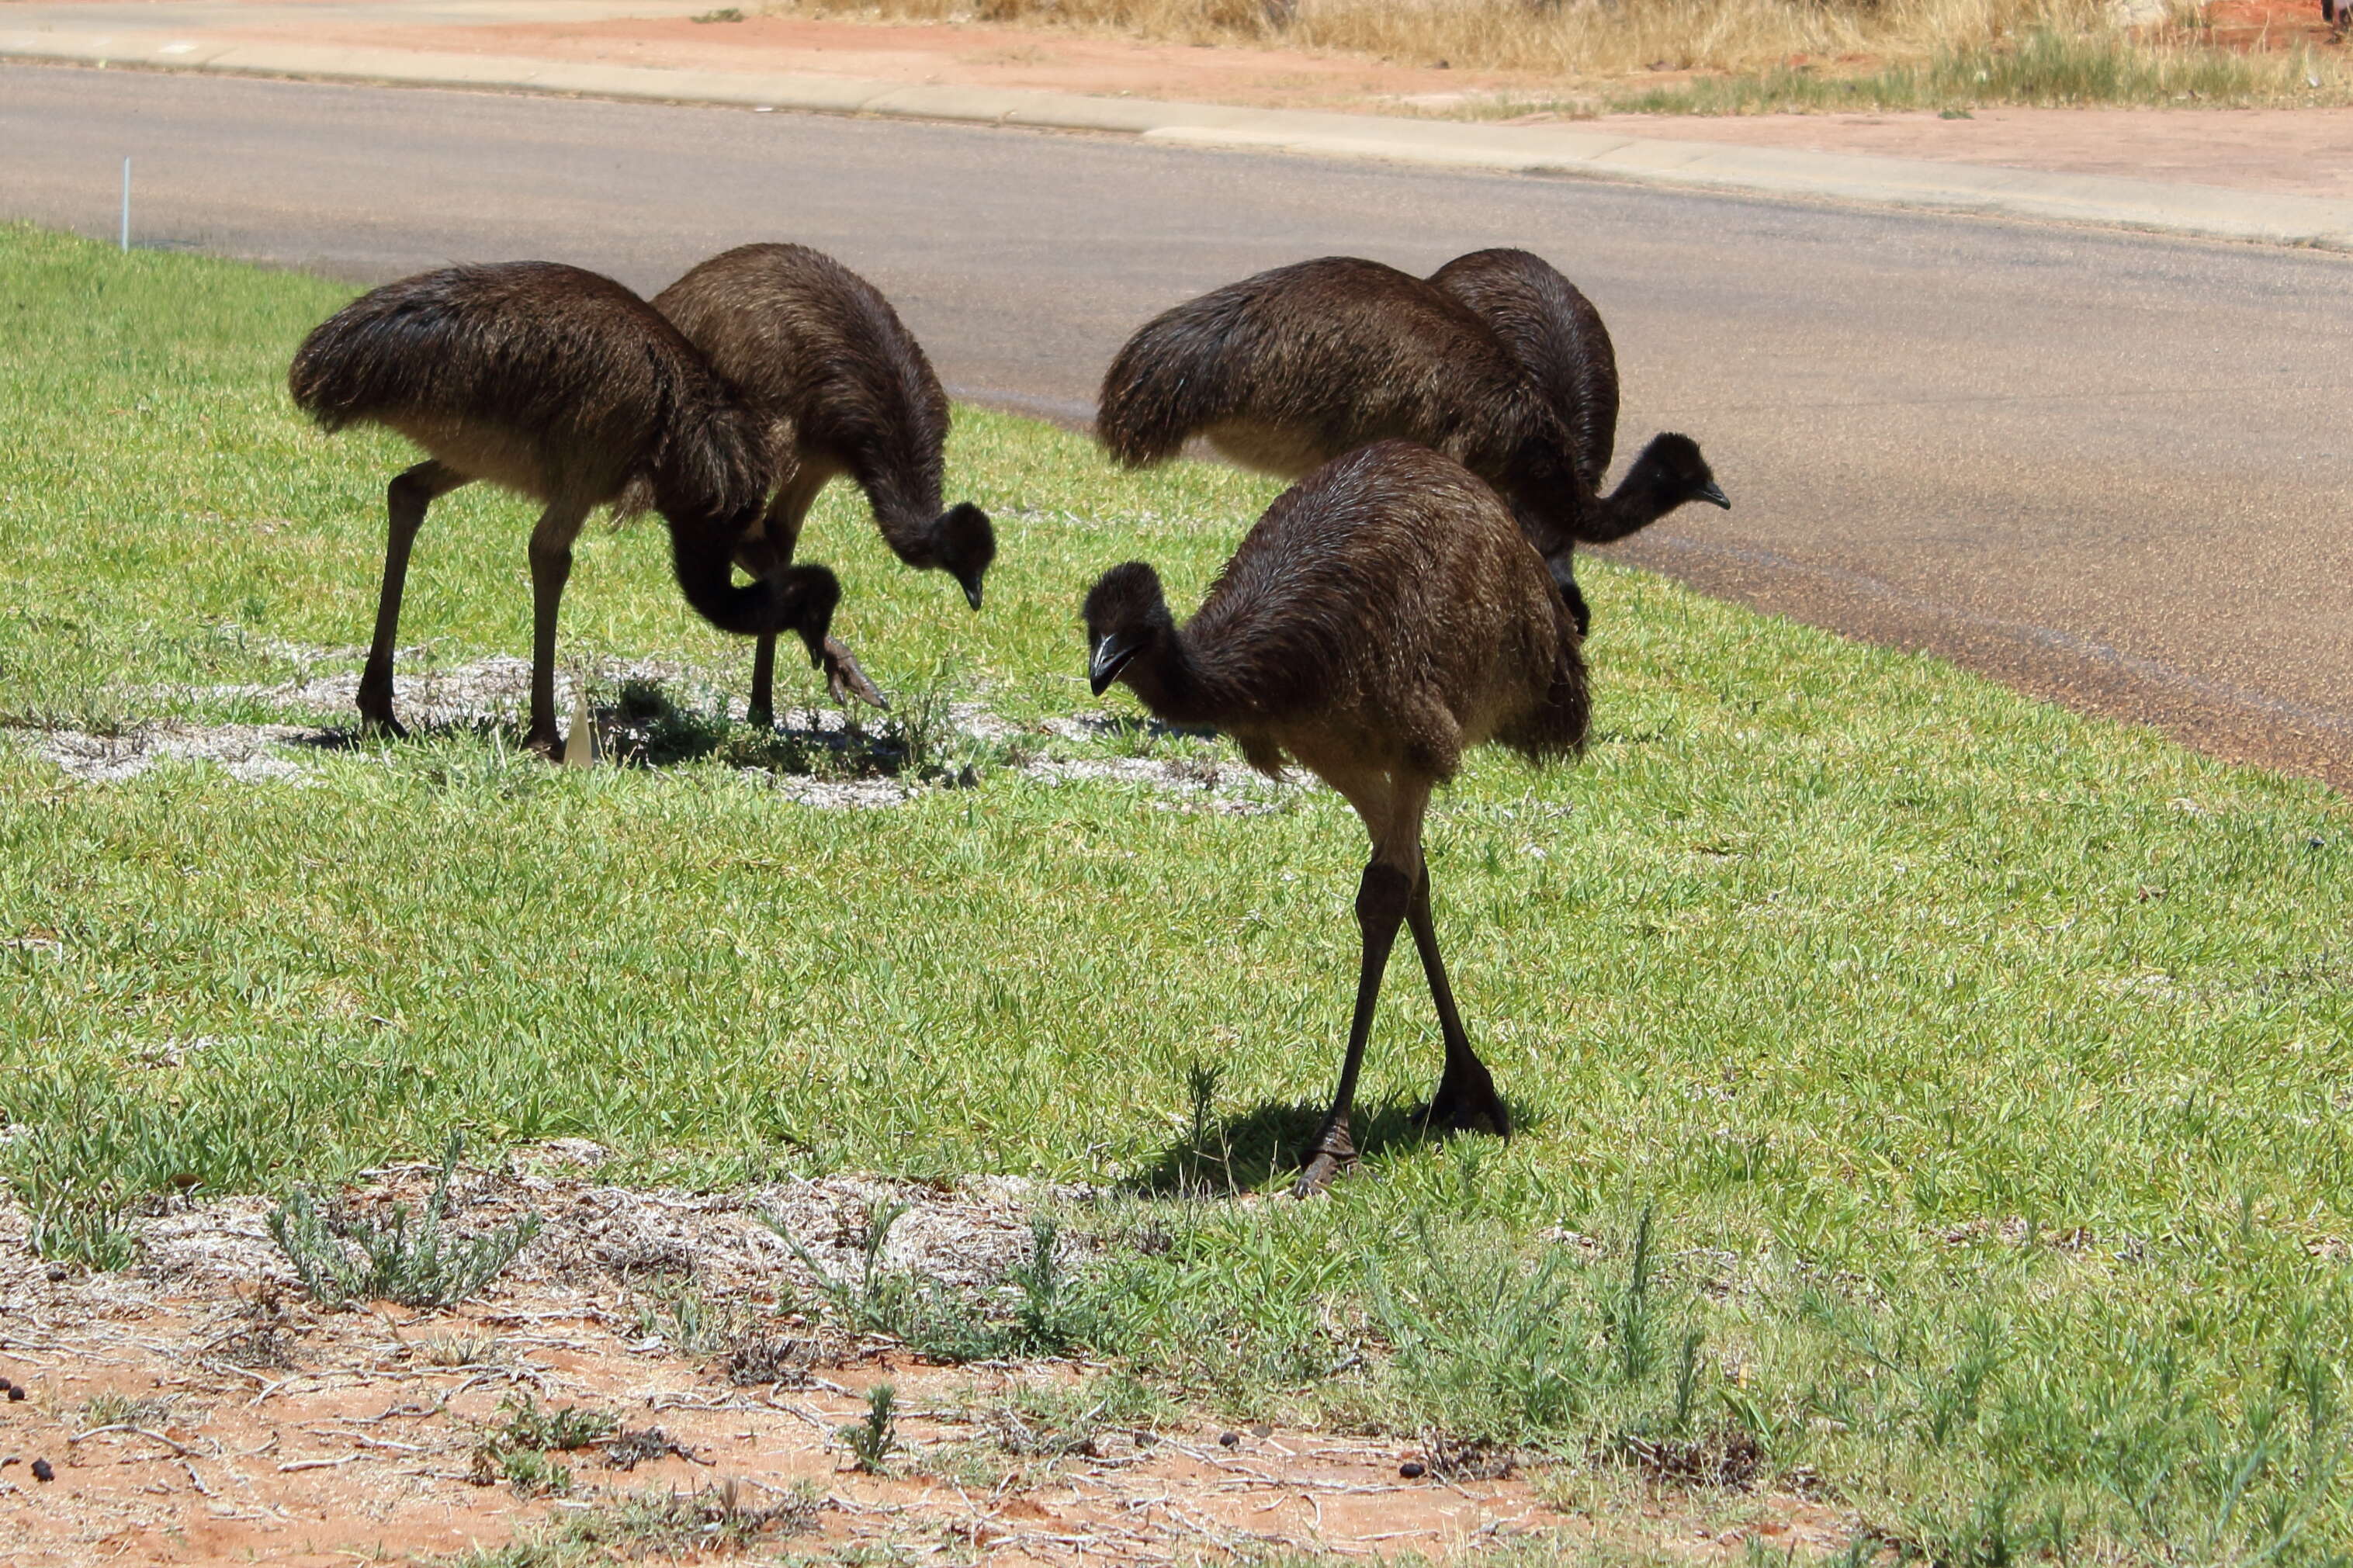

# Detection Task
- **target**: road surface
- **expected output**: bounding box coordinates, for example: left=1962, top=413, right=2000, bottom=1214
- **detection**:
left=5, top=61, right=2349, bottom=785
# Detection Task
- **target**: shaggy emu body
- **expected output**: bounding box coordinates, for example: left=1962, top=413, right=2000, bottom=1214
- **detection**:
left=289, top=261, right=838, bottom=755
left=1083, top=441, right=1588, bottom=1196
left=655, top=244, right=995, bottom=718
left=1427, top=247, right=1619, bottom=491
left=1095, top=254, right=1727, bottom=635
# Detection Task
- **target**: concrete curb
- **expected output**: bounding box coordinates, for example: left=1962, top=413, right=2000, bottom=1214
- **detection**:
left=12, top=26, right=2353, bottom=251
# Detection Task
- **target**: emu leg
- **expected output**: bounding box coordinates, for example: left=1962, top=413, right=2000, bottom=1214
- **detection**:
left=525, top=501, right=590, bottom=759
left=1406, top=862, right=1510, bottom=1138
left=746, top=459, right=886, bottom=720
left=1295, top=860, right=1413, bottom=1198
left=359, top=462, right=466, bottom=737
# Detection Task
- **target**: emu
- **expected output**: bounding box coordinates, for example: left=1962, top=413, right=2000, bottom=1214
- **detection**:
left=289, top=261, right=838, bottom=756
left=654, top=243, right=996, bottom=719
left=1083, top=441, right=1588, bottom=1196
left=1095, top=254, right=1727, bottom=637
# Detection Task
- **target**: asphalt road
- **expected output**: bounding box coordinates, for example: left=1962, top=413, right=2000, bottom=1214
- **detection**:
left=6, top=62, right=2350, bottom=787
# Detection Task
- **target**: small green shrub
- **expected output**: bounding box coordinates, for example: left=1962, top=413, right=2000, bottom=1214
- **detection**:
left=266, top=1134, right=541, bottom=1308
left=842, top=1383, right=898, bottom=1474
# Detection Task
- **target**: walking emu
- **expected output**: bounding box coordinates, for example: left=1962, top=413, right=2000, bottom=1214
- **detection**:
left=289, top=261, right=839, bottom=755
left=1083, top=441, right=1589, bottom=1196
left=654, top=243, right=996, bottom=718
left=1095, top=255, right=1727, bottom=636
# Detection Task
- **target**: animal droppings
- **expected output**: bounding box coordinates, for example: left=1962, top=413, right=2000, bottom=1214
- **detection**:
left=31, top=1458, right=54, bottom=1482
left=1400, top=1459, right=1427, bottom=1478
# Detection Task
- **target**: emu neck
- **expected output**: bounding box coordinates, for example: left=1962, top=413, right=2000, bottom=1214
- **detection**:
left=857, top=455, right=946, bottom=568
left=1582, top=472, right=1674, bottom=545
left=1121, top=628, right=1225, bottom=729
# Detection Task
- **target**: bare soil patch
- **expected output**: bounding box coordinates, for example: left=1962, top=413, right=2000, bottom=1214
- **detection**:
left=0, top=1153, right=1841, bottom=1563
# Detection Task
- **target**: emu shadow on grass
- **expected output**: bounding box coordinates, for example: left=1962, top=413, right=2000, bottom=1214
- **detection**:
left=1129, top=1096, right=1486, bottom=1199
left=599, top=678, right=975, bottom=786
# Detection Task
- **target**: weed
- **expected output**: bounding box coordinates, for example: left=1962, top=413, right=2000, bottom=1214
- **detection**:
left=690, top=5, right=745, bottom=19
left=626, top=1273, right=757, bottom=1355
left=266, top=1134, right=542, bottom=1308
left=472, top=1444, right=573, bottom=1497
left=445, top=1480, right=822, bottom=1565
left=842, top=1383, right=898, bottom=1473
left=490, top=1393, right=619, bottom=1453
left=415, top=1332, right=501, bottom=1368
left=772, top=1203, right=1101, bottom=1362
left=76, top=1390, right=178, bottom=1431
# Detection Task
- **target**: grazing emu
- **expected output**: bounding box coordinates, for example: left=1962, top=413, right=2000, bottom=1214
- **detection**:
left=1083, top=441, right=1588, bottom=1196
left=1095, top=255, right=1727, bottom=637
left=289, top=261, right=839, bottom=756
left=654, top=244, right=996, bottom=718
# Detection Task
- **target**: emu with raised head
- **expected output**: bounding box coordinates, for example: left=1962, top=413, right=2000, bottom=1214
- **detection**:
left=1096, top=254, right=1727, bottom=635
left=289, top=260, right=839, bottom=756
left=655, top=243, right=995, bottom=718
left=1083, top=440, right=1589, bottom=1196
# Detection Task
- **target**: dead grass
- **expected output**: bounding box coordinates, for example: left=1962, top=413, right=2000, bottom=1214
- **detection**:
left=768, top=0, right=2098, bottom=76
left=760, top=0, right=2353, bottom=109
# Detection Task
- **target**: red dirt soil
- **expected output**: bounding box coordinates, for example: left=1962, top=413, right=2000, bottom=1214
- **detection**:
left=0, top=1154, right=1852, bottom=1564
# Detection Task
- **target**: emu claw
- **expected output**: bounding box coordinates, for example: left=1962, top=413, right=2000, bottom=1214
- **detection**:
left=1292, top=1124, right=1357, bottom=1199
left=820, top=637, right=888, bottom=711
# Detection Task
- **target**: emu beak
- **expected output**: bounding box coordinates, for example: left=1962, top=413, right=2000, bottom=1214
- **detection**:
left=1698, top=479, right=1731, bottom=510
left=960, top=576, right=985, bottom=612
left=1089, top=632, right=1142, bottom=697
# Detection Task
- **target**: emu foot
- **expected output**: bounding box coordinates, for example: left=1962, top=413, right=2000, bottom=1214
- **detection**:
left=1415, top=1068, right=1512, bottom=1139
left=356, top=679, right=407, bottom=741
left=523, top=726, right=564, bottom=762
left=1292, top=1121, right=1357, bottom=1199
left=817, top=636, right=887, bottom=711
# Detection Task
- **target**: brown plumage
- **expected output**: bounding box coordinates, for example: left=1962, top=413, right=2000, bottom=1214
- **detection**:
left=1095, top=254, right=1727, bottom=637
left=654, top=243, right=996, bottom=718
left=1427, top=247, right=1619, bottom=490
left=1083, top=441, right=1587, bottom=1196
left=289, top=260, right=838, bottom=755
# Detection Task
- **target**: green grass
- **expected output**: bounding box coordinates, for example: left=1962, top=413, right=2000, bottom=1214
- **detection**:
left=1613, top=29, right=2353, bottom=116
left=2, top=222, right=2351, bottom=1561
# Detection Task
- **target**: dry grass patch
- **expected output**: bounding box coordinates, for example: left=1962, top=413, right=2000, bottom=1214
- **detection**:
left=760, top=0, right=2353, bottom=109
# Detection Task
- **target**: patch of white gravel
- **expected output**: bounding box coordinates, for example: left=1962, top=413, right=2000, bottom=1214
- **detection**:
left=11, top=659, right=1305, bottom=812
left=21, top=722, right=329, bottom=784
left=0, top=1155, right=1101, bottom=1324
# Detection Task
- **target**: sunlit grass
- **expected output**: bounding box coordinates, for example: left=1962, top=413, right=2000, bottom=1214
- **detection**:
left=2, top=223, right=2350, bottom=1560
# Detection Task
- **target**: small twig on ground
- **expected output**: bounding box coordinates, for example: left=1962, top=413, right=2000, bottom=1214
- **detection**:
left=68, top=1424, right=203, bottom=1458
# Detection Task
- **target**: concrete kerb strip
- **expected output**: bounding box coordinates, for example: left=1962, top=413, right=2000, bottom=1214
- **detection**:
left=12, top=26, right=2353, bottom=251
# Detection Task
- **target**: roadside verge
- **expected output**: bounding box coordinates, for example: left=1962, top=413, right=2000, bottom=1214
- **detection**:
left=10, top=26, right=2353, bottom=249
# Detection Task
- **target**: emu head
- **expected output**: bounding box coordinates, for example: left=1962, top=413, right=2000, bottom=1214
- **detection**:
left=1082, top=561, right=1173, bottom=697
left=1624, top=433, right=1731, bottom=515
left=932, top=502, right=997, bottom=611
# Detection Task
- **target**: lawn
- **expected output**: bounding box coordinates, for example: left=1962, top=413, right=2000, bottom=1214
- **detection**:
left=2, top=223, right=2349, bottom=1563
